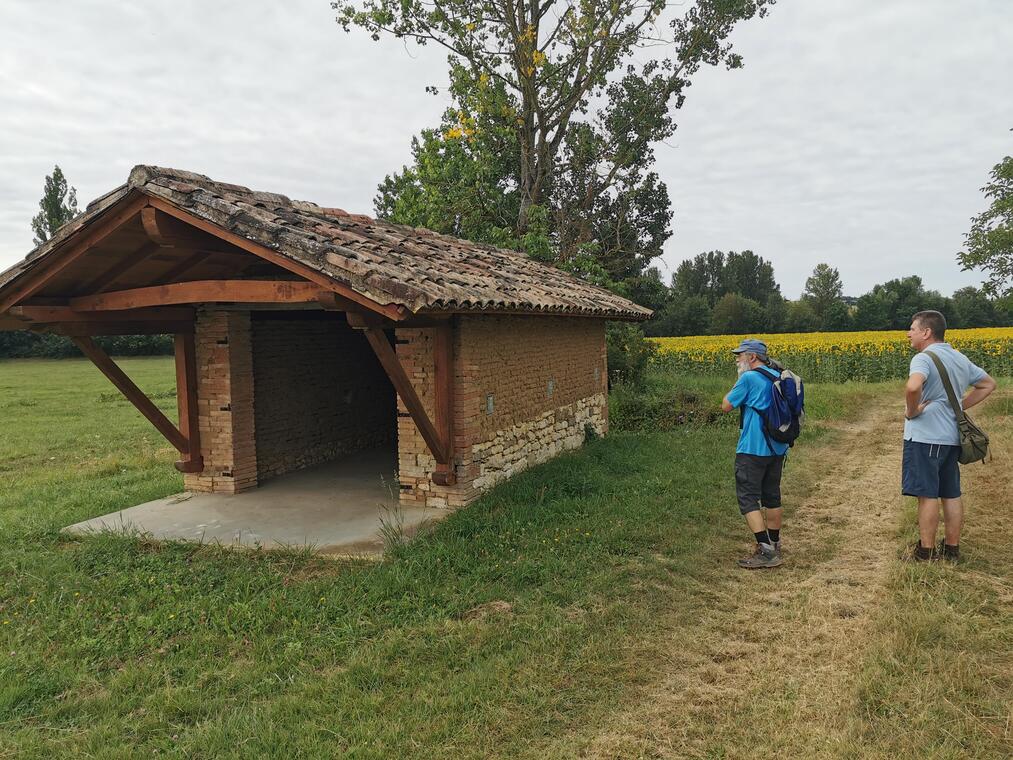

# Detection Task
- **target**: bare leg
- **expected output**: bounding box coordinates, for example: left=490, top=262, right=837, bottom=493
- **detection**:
left=941, top=497, right=963, bottom=546
left=917, top=497, right=940, bottom=549
left=765, top=507, right=783, bottom=531
left=744, top=510, right=766, bottom=535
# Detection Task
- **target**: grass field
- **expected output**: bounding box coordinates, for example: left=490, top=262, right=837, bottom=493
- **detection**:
left=0, top=357, right=1009, bottom=757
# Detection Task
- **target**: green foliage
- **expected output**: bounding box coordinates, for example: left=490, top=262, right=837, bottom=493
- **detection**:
left=708, top=292, right=764, bottom=334
left=958, top=155, right=1012, bottom=297
left=949, top=286, right=998, bottom=328
left=784, top=299, right=820, bottom=333
left=802, top=262, right=852, bottom=331
left=606, top=322, right=657, bottom=387
left=342, top=0, right=776, bottom=282
left=672, top=249, right=781, bottom=307
left=31, top=165, right=79, bottom=246
left=0, top=332, right=173, bottom=359
left=852, top=276, right=949, bottom=331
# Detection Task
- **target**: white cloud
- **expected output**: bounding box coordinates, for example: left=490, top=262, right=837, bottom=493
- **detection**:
left=1, top=0, right=1010, bottom=299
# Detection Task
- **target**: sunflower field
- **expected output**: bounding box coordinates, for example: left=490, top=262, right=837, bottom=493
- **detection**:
left=651, top=328, right=1013, bottom=383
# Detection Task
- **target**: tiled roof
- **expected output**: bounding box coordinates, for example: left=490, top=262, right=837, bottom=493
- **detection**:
left=0, top=166, right=652, bottom=321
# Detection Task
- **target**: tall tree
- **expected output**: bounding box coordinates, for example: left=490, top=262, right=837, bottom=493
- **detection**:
left=31, top=165, right=79, bottom=246
left=958, top=155, right=1012, bottom=297
left=339, top=0, right=775, bottom=278
left=802, top=263, right=843, bottom=316
left=723, top=250, right=781, bottom=305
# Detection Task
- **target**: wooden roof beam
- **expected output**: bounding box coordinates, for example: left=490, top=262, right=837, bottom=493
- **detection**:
left=69, top=280, right=324, bottom=311
left=10, top=306, right=194, bottom=323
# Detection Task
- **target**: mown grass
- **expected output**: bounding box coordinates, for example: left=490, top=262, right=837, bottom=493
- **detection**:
left=0, top=358, right=1007, bottom=757
left=853, top=381, right=1013, bottom=758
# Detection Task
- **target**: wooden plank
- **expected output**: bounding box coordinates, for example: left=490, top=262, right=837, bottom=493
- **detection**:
left=68, top=280, right=323, bottom=311
left=358, top=324, right=447, bottom=463
left=80, top=241, right=162, bottom=294
left=70, top=336, right=188, bottom=452
left=173, top=332, right=203, bottom=474
left=0, top=193, right=149, bottom=314
left=33, top=322, right=192, bottom=336
left=10, top=306, right=194, bottom=323
left=432, top=321, right=456, bottom=485
left=156, top=249, right=208, bottom=284
left=146, top=196, right=408, bottom=322
left=142, top=207, right=232, bottom=252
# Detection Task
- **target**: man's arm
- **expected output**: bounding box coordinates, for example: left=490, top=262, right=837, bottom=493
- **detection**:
left=721, top=394, right=734, bottom=413
left=962, top=374, right=997, bottom=411
left=905, top=372, right=927, bottom=419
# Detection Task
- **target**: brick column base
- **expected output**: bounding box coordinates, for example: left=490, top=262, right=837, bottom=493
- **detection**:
left=183, top=309, right=258, bottom=494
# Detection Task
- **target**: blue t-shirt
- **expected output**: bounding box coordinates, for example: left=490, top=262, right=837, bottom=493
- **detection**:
left=905, top=343, right=988, bottom=445
left=727, top=367, right=790, bottom=457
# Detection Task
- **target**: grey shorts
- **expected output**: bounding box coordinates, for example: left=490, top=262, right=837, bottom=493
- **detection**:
left=734, top=453, right=785, bottom=515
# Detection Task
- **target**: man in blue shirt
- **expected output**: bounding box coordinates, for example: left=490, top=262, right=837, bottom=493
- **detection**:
left=721, top=339, right=790, bottom=569
left=903, top=310, right=995, bottom=561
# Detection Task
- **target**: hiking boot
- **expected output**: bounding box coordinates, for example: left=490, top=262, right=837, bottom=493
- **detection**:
left=939, top=542, right=960, bottom=563
left=773, top=540, right=783, bottom=557
left=737, top=542, right=783, bottom=569
left=904, top=543, right=936, bottom=562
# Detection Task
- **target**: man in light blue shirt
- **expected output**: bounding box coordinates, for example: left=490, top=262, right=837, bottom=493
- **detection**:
left=903, top=310, right=996, bottom=561
left=721, top=339, right=790, bottom=569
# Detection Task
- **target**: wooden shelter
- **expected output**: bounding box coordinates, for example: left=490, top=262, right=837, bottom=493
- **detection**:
left=0, top=166, right=650, bottom=512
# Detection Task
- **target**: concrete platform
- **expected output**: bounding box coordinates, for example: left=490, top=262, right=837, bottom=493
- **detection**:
left=63, top=448, right=439, bottom=556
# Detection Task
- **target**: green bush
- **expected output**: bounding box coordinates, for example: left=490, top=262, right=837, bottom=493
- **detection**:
left=0, top=331, right=174, bottom=359
left=606, top=322, right=657, bottom=388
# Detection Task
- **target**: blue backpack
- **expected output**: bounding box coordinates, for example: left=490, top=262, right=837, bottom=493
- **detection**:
left=750, top=366, right=805, bottom=447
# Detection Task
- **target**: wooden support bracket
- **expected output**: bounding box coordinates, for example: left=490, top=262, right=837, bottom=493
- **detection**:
left=351, top=315, right=454, bottom=482
left=70, top=336, right=202, bottom=473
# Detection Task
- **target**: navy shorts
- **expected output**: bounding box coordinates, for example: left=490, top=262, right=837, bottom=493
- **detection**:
left=901, top=440, right=961, bottom=499
left=734, top=453, right=785, bottom=515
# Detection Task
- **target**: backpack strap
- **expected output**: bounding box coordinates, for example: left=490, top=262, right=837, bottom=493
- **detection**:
left=923, top=350, right=965, bottom=422
left=746, top=367, right=779, bottom=456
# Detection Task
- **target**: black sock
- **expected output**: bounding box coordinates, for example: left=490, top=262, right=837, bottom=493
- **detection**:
left=768, top=529, right=780, bottom=543
left=753, top=530, right=770, bottom=545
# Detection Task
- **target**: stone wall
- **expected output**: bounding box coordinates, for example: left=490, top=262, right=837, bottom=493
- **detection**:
left=250, top=313, right=395, bottom=481
left=396, top=315, right=608, bottom=508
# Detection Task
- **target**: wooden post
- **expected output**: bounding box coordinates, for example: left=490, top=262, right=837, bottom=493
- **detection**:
left=432, top=322, right=456, bottom=486
left=173, top=331, right=203, bottom=474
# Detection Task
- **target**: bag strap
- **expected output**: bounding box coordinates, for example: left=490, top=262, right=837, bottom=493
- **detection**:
left=923, top=350, right=965, bottom=421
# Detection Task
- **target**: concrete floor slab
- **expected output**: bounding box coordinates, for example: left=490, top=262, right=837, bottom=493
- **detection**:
left=63, top=448, right=440, bottom=556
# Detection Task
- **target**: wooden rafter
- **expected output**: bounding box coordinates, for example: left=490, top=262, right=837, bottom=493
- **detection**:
left=69, top=280, right=323, bottom=312
left=0, top=193, right=148, bottom=314
left=79, top=242, right=161, bottom=294
left=156, top=250, right=209, bottom=284
left=146, top=197, right=407, bottom=321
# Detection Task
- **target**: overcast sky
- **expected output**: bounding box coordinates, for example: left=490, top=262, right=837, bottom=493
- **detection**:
left=1, top=1, right=1010, bottom=298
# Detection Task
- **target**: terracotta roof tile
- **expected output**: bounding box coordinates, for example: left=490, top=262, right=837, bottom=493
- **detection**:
left=0, top=166, right=652, bottom=321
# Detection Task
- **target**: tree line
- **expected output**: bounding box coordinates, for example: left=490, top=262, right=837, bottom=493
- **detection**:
left=631, top=253, right=1012, bottom=337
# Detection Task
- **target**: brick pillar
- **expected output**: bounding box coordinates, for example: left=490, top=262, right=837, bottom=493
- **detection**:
left=183, top=309, right=258, bottom=494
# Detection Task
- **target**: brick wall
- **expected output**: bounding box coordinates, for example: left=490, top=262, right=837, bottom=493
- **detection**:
left=183, top=309, right=258, bottom=494
left=251, top=313, right=396, bottom=481
left=396, top=315, right=608, bottom=508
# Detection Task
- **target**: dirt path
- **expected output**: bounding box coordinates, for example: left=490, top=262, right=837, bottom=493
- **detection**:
left=560, top=393, right=910, bottom=758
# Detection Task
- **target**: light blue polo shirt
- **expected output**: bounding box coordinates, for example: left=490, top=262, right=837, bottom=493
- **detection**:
left=727, top=367, right=790, bottom=457
left=905, top=343, right=988, bottom=445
